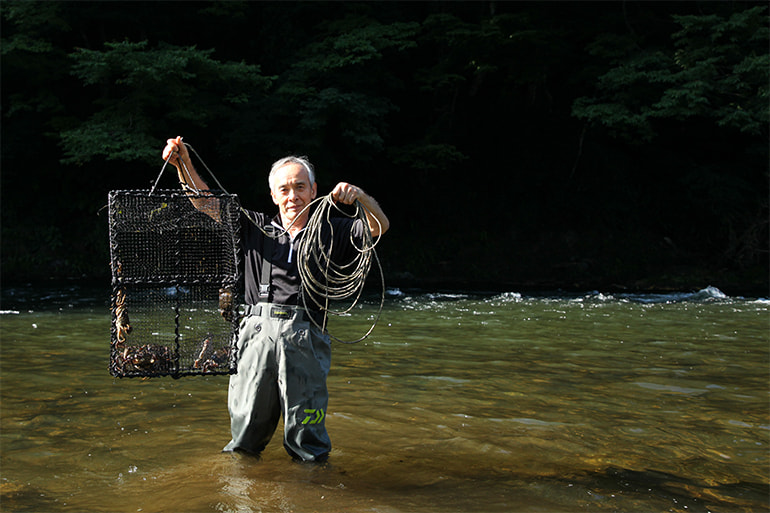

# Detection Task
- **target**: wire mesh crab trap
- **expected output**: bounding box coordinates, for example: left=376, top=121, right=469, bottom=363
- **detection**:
left=108, top=189, right=241, bottom=378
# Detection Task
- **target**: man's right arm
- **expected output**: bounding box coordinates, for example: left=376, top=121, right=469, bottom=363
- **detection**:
left=162, top=136, right=220, bottom=220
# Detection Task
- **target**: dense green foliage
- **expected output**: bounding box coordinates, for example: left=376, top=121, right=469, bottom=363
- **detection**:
left=572, top=5, right=768, bottom=139
left=2, top=1, right=767, bottom=293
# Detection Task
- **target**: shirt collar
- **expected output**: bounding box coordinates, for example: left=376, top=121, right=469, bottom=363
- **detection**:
left=271, top=215, right=306, bottom=241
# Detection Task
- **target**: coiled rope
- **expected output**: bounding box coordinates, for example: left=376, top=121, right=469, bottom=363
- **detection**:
left=296, top=194, right=385, bottom=344
left=151, top=141, right=384, bottom=344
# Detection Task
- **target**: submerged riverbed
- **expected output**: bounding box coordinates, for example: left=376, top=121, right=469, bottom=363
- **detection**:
left=1, top=285, right=768, bottom=512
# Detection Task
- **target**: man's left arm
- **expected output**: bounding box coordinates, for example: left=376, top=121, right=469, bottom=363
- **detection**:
left=331, top=182, right=390, bottom=237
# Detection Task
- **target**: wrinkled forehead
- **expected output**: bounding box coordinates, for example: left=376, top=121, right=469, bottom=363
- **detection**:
left=270, top=163, right=311, bottom=190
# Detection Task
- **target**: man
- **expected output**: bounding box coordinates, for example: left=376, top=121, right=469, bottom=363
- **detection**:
left=162, top=136, right=389, bottom=462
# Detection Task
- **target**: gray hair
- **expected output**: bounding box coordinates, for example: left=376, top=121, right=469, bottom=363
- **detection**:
left=269, top=155, right=316, bottom=191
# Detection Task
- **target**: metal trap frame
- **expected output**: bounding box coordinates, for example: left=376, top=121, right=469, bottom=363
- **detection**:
left=108, top=189, right=241, bottom=378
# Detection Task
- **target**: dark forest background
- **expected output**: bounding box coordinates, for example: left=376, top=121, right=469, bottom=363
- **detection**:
left=2, top=1, right=768, bottom=294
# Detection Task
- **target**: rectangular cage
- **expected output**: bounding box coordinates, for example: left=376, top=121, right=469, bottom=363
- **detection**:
left=108, top=189, right=241, bottom=378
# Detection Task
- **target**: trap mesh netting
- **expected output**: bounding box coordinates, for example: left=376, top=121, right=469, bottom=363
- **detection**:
left=108, top=189, right=241, bottom=378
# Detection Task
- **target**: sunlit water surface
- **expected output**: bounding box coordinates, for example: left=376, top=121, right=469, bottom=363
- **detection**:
left=1, top=285, right=768, bottom=512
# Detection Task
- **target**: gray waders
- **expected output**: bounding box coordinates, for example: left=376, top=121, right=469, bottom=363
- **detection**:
left=223, top=305, right=331, bottom=461
left=222, top=227, right=331, bottom=461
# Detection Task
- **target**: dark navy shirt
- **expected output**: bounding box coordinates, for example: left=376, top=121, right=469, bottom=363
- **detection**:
left=240, top=209, right=364, bottom=307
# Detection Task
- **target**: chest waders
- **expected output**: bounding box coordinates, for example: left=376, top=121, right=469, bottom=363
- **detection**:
left=223, top=227, right=332, bottom=462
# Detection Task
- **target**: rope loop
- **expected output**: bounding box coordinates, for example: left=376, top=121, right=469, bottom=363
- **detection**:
left=295, top=194, right=384, bottom=344
left=149, top=141, right=231, bottom=197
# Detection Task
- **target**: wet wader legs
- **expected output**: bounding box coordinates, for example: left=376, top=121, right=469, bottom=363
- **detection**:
left=223, top=312, right=332, bottom=462
left=280, top=321, right=331, bottom=462
left=223, top=315, right=280, bottom=455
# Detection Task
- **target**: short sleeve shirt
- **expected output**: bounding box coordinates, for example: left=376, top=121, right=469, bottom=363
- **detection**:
left=240, top=209, right=365, bottom=307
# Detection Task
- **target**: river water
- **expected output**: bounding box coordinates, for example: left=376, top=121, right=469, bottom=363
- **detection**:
left=0, top=284, right=768, bottom=512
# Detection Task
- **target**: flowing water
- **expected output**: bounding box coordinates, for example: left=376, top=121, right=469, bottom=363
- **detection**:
left=1, top=284, right=768, bottom=512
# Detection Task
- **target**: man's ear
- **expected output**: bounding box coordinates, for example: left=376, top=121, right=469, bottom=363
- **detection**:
left=271, top=188, right=279, bottom=205
left=310, top=182, right=318, bottom=200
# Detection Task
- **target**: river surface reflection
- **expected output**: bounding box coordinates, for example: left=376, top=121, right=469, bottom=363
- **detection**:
left=1, top=285, right=768, bottom=512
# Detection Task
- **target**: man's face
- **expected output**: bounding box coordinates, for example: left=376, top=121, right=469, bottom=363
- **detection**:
left=270, top=163, right=318, bottom=227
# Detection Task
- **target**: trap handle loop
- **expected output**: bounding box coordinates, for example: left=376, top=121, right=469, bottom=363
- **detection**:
left=178, top=156, right=200, bottom=195
left=184, top=142, right=232, bottom=195
left=149, top=151, right=175, bottom=196
left=148, top=140, right=231, bottom=197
